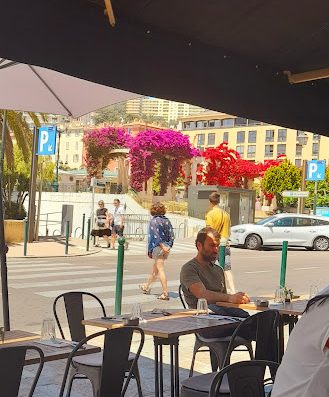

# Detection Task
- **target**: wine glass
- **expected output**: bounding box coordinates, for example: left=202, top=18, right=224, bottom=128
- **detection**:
left=131, top=303, right=147, bottom=323
left=40, top=318, right=56, bottom=341
left=274, top=287, right=285, bottom=304
left=196, top=298, right=209, bottom=315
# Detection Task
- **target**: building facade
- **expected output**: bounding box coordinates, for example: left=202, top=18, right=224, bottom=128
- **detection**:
left=178, top=111, right=328, bottom=166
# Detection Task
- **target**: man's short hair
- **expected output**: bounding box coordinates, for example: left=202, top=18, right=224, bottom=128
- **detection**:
left=209, top=192, right=220, bottom=205
left=113, top=198, right=120, bottom=204
left=150, top=202, right=166, bottom=216
left=195, top=227, right=220, bottom=247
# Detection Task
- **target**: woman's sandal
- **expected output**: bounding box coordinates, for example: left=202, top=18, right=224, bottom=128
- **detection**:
left=139, top=285, right=151, bottom=295
left=157, top=292, right=169, bottom=301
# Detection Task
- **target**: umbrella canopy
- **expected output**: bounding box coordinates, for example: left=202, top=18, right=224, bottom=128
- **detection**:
left=0, top=59, right=140, bottom=117
left=0, top=0, right=328, bottom=134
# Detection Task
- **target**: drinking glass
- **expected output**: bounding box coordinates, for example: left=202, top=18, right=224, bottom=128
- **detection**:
left=40, top=318, right=56, bottom=341
left=274, top=287, right=285, bottom=304
left=0, top=326, right=5, bottom=344
left=196, top=298, right=209, bottom=315
left=309, top=285, right=319, bottom=299
left=131, top=303, right=147, bottom=323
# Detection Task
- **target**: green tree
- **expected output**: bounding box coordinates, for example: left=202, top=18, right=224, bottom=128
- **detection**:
left=306, top=168, right=329, bottom=208
left=3, top=145, right=54, bottom=219
left=93, top=103, right=135, bottom=125
left=261, top=160, right=301, bottom=208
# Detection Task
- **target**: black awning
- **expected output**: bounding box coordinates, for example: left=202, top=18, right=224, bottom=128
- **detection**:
left=0, top=0, right=328, bottom=134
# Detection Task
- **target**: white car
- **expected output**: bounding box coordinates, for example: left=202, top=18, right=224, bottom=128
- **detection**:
left=230, top=213, right=329, bottom=251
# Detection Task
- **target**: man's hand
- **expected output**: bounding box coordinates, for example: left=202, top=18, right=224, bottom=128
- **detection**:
left=162, top=245, right=170, bottom=253
left=228, top=292, right=250, bottom=304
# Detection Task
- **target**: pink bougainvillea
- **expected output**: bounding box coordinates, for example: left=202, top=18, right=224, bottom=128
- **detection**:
left=83, top=127, right=131, bottom=177
left=129, top=129, right=198, bottom=193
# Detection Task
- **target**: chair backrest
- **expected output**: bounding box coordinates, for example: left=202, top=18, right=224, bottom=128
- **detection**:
left=59, top=327, right=145, bottom=397
left=223, top=310, right=279, bottom=367
left=179, top=284, right=187, bottom=309
left=209, top=360, right=279, bottom=397
left=53, top=291, right=106, bottom=342
left=0, top=345, right=44, bottom=397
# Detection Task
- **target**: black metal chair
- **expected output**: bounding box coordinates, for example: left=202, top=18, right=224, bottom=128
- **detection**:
left=178, top=285, right=253, bottom=375
left=53, top=291, right=143, bottom=397
left=181, top=310, right=280, bottom=397
left=59, top=327, right=145, bottom=397
left=0, top=345, right=44, bottom=397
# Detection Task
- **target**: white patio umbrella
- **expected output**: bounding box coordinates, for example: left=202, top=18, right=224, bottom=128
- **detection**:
left=0, top=58, right=141, bottom=330
left=0, top=58, right=140, bottom=117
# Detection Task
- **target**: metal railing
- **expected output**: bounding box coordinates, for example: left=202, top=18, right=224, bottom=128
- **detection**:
left=39, top=211, right=62, bottom=236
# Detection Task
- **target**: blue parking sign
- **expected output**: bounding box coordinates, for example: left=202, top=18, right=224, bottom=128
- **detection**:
left=306, top=160, right=326, bottom=181
left=37, top=126, right=57, bottom=155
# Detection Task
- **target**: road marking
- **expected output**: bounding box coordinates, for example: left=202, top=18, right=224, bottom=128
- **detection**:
left=293, top=266, right=320, bottom=271
left=244, top=270, right=272, bottom=274
left=9, top=269, right=117, bottom=280
left=7, top=262, right=85, bottom=268
left=10, top=274, right=150, bottom=289
left=8, top=265, right=96, bottom=273
left=35, top=280, right=181, bottom=298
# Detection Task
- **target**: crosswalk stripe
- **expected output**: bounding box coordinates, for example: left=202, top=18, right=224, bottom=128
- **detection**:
left=8, top=265, right=96, bottom=273
left=9, top=269, right=117, bottom=280
left=8, top=262, right=87, bottom=269
left=35, top=279, right=181, bottom=298
left=10, top=274, right=150, bottom=289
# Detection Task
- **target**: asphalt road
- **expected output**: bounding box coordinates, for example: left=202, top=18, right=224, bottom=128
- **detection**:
left=3, top=245, right=329, bottom=333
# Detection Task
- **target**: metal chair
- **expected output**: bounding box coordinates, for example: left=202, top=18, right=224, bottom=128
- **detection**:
left=178, top=285, right=253, bottom=375
left=53, top=291, right=143, bottom=397
left=0, top=345, right=44, bottom=397
left=59, top=327, right=145, bottom=397
left=181, top=311, right=280, bottom=397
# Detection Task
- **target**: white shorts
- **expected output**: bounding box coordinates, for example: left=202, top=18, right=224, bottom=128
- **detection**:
left=152, top=246, right=170, bottom=259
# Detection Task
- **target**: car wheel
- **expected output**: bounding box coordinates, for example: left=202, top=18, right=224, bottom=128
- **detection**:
left=245, top=234, right=262, bottom=250
left=313, top=236, right=329, bottom=251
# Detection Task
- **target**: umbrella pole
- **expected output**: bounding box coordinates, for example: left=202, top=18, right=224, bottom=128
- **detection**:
left=0, top=110, right=10, bottom=330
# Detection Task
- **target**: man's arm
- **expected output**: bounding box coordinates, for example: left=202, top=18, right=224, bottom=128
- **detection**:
left=189, top=281, right=250, bottom=304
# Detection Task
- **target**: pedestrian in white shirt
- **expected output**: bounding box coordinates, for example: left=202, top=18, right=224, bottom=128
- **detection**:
left=271, top=286, right=329, bottom=397
left=109, top=198, right=125, bottom=250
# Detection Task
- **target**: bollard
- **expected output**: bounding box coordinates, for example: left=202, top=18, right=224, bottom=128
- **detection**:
left=115, top=237, right=125, bottom=315
left=219, top=245, right=226, bottom=269
left=86, top=218, right=91, bottom=251
left=23, top=218, right=28, bottom=256
left=81, top=213, right=85, bottom=239
left=65, top=221, right=69, bottom=255
left=280, top=240, right=288, bottom=288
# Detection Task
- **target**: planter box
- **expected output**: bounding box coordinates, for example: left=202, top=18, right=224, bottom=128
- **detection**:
left=4, top=220, right=25, bottom=243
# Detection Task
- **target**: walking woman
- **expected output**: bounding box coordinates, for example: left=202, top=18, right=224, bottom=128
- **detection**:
left=90, top=200, right=111, bottom=247
left=139, top=202, right=174, bottom=300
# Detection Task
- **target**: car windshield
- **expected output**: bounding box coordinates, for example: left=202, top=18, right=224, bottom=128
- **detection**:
left=255, top=216, right=277, bottom=225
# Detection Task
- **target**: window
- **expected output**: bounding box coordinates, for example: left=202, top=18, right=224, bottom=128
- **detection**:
left=73, top=154, right=79, bottom=163
left=214, top=120, right=221, bottom=127
left=222, top=118, right=234, bottom=127
left=236, top=145, right=244, bottom=157
left=208, top=133, right=215, bottom=146
left=247, top=145, right=256, bottom=158
left=197, top=146, right=205, bottom=153
left=75, top=142, right=79, bottom=150
left=75, top=130, right=80, bottom=137
left=312, top=143, right=319, bottom=157
left=237, top=131, right=245, bottom=143
left=295, top=217, right=312, bottom=227
left=313, top=134, right=320, bottom=141
left=196, top=121, right=204, bottom=128
left=278, top=129, right=287, bottom=142
left=273, top=217, right=294, bottom=227
left=277, top=144, right=286, bottom=155
left=208, top=120, right=215, bottom=128
left=295, top=159, right=302, bottom=167
left=197, top=134, right=205, bottom=145
left=265, top=130, right=274, bottom=142
left=265, top=145, right=274, bottom=157
left=203, top=121, right=208, bottom=128
left=248, top=119, right=261, bottom=126
left=66, top=142, right=70, bottom=150
left=235, top=117, right=247, bottom=126
left=248, top=131, right=257, bottom=143
left=296, top=144, right=302, bottom=156
left=223, top=132, right=229, bottom=142
left=65, top=130, right=70, bottom=137
left=183, top=122, right=190, bottom=130
left=313, top=219, right=329, bottom=226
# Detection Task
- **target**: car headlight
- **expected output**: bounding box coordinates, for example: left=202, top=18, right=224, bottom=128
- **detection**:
left=233, top=229, right=246, bottom=233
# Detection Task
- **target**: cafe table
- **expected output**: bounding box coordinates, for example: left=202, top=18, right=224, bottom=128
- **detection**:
left=82, top=309, right=237, bottom=397
left=0, top=330, right=101, bottom=365
left=215, top=299, right=308, bottom=360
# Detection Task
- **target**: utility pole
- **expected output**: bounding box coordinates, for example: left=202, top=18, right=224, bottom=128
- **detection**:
left=53, top=128, right=61, bottom=192
left=297, top=160, right=307, bottom=214
left=28, top=127, right=39, bottom=242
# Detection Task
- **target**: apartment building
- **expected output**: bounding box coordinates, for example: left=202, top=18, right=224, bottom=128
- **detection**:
left=126, top=97, right=206, bottom=122
left=178, top=111, right=329, bottom=166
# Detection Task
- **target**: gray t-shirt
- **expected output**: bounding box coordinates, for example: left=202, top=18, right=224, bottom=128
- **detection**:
left=180, top=258, right=226, bottom=309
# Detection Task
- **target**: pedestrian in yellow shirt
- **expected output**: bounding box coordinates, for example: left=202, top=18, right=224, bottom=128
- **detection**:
left=205, top=192, right=236, bottom=293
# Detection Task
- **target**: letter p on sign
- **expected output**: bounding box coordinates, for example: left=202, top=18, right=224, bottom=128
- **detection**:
left=306, top=160, right=326, bottom=181
left=39, top=130, right=48, bottom=153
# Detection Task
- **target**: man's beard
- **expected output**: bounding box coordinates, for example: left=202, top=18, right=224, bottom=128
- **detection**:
left=201, top=251, right=217, bottom=264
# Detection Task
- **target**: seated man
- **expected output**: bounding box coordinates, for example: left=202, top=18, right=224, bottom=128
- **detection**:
left=180, top=227, right=250, bottom=337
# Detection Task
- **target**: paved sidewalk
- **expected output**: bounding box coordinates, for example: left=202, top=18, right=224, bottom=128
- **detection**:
left=7, top=237, right=101, bottom=258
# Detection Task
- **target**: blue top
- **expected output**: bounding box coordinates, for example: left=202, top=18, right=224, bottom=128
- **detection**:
left=148, top=215, right=174, bottom=255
